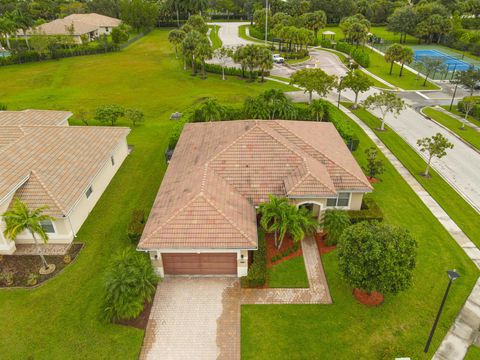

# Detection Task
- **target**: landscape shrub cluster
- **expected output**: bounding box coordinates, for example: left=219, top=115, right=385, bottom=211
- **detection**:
left=126, top=210, right=146, bottom=245
left=347, top=197, right=384, bottom=224
left=240, top=230, right=267, bottom=288
left=270, top=241, right=300, bottom=262
left=335, top=41, right=370, bottom=68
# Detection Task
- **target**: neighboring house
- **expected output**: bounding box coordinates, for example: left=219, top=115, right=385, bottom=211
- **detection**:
left=0, top=110, right=130, bottom=255
left=18, top=13, right=121, bottom=44
left=138, top=120, right=372, bottom=277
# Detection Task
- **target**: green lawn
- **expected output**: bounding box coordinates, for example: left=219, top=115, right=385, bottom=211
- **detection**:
left=268, top=256, right=309, bottom=288
left=465, top=345, right=480, bottom=359
left=423, top=107, right=480, bottom=151
left=242, top=104, right=479, bottom=359
left=0, top=29, right=293, bottom=360
left=345, top=104, right=480, bottom=250
left=320, top=26, right=418, bottom=45
left=208, top=24, right=222, bottom=49
left=442, top=105, right=480, bottom=128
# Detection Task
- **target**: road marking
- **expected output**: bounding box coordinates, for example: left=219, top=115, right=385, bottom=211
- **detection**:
left=416, top=91, right=430, bottom=99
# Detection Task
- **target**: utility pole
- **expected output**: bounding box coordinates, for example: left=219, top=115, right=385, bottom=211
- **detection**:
left=265, top=0, right=269, bottom=45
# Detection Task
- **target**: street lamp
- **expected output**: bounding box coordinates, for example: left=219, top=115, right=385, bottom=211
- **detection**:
left=449, top=81, right=459, bottom=111
left=337, top=76, right=345, bottom=108
left=424, top=269, right=460, bottom=353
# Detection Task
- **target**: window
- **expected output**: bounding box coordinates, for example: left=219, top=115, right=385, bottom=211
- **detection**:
left=40, top=220, right=55, bottom=234
left=86, top=186, right=93, bottom=198
left=326, top=193, right=350, bottom=207
left=111, top=155, right=115, bottom=166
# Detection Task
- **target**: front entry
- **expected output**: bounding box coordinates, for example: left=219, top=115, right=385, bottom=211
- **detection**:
left=162, top=253, right=237, bottom=275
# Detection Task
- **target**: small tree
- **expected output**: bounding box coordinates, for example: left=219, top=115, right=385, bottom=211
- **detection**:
left=309, top=99, right=327, bottom=121
left=363, top=147, right=384, bottom=180
left=384, top=43, right=403, bottom=75
left=102, top=248, right=159, bottom=322
left=341, top=70, right=373, bottom=109
left=111, top=27, right=128, bottom=45
left=421, top=57, right=446, bottom=86
left=194, top=38, right=213, bottom=79
left=125, top=108, right=144, bottom=127
left=290, top=68, right=337, bottom=104
left=454, top=67, right=480, bottom=96
left=460, top=96, right=477, bottom=129
left=168, top=29, right=186, bottom=59
left=2, top=199, right=55, bottom=273
left=363, top=92, right=405, bottom=131
left=338, top=222, right=417, bottom=298
left=214, top=46, right=233, bottom=80
left=323, top=210, right=350, bottom=246
left=95, top=105, right=125, bottom=126
left=76, top=109, right=89, bottom=126
left=417, top=133, right=454, bottom=177
left=257, top=195, right=290, bottom=248
left=277, top=204, right=318, bottom=249
left=193, top=98, right=225, bottom=122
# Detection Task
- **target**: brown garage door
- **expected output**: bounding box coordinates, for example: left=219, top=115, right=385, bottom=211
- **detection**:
left=162, top=253, right=237, bottom=275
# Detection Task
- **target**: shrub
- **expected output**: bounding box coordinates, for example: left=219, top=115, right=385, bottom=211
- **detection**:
left=26, top=273, right=38, bottom=286
left=338, top=222, right=417, bottom=295
left=168, top=118, right=188, bottom=150
left=203, top=62, right=266, bottom=78
left=241, top=230, right=267, bottom=288
left=347, top=197, right=384, bottom=224
left=127, top=209, right=146, bottom=245
left=63, top=254, right=72, bottom=264
left=320, top=39, right=333, bottom=48
left=102, top=248, right=159, bottom=322
left=95, top=104, right=125, bottom=126
left=0, top=103, right=7, bottom=111
left=0, top=271, right=13, bottom=286
left=323, top=210, right=351, bottom=246
left=335, top=41, right=370, bottom=68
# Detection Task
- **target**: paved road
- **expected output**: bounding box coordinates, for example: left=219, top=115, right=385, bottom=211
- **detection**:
left=209, top=21, right=251, bottom=47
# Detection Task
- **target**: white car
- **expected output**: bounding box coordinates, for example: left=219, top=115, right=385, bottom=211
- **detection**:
left=272, top=54, right=285, bottom=64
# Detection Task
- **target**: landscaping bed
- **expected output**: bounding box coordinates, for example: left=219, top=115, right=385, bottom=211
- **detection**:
left=117, top=299, right=154, bottom=330
left=0, top=243, right=83, bottom=288
left=266, top=233, right=302, bottom=266
left=314, top=232, right=336, bottom=255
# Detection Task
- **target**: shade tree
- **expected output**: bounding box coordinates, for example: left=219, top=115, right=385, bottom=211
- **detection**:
left=363, top=91, right=405, bottom=131
left=417, top=133, right=454, bottom=177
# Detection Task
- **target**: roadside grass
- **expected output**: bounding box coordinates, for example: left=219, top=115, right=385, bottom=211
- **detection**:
left=344, top=103, right=480, bottom=249
left=242, top=104, right=478, bottom=359
left=238, top=24, right=263, bottom=43
left=286, top=56, right=310, bottom=65
left=442, top=105, right=480, bottom=128
left=268, top=256, right=309, bottom=288
left=0, top=29, right=293, bottom=360
left=465, top=345, right=480, bottom=359
left=208, top=24, right=222, bottom=49
left=423, top=107, right=480, bottom=151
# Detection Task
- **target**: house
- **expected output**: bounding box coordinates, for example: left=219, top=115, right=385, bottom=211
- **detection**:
left=0, top=110, right=130, bottom=254
left=19, top=13, right=121, bottom=44
left=138, top=120, right=372, bottom=277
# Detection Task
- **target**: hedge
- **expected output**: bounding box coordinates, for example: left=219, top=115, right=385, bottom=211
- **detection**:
left=335, top=41, right=370, bottom=68
left=126, top=209, right=146, bottom=245
left=241, top=230, right=266, bottom=288
left=203, top=62, right=267, bottom=78
left=347, top=197, right=384, bottom=224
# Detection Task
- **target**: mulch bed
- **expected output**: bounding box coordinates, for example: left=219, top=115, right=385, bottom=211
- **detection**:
left=314, top=232, right=337, bottom=255
left=116, top=300, right=154, bottom=330
left=0, top=243, right=83, bottom=288
left=368, top=177, right=380, bottom=184
left=265, top=232, right=302, bottom=268
left=353, top=288, right=384, bottom=307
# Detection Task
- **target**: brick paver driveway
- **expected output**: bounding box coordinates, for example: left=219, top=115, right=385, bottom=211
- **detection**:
left=141, top=236, right=331, bottom=359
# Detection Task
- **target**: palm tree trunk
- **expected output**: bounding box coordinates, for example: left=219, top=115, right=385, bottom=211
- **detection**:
left=309, top=91, right=312, bottom=104
left=23, top=30, right=30, bottom=50
left=201, top=60, right=206, bottom=79
left=6, top=34, right=10, bottom=49
left=274, top=230, right=278, bottom=248
left=399, top=63, right=404, bottom=77
left=277, top=235, right=285, bottom=250
left=389, top=61, right=394, bottom=75
left=30, top=230, right=49, bottom=269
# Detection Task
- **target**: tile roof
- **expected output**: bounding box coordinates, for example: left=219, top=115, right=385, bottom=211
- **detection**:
left=139, top=120, right=372, bottom=250
left=64, top=13, right=122, bottom=28
left=28, top=19, right=99, bottom=36
left=0, top=110, right=71, bottom=127
left=0, top=111, right=129, bottom=217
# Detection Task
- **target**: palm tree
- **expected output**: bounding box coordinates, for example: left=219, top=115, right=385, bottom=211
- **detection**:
left=182, top=30, right=203, bottom=75
left=2, top=198, right=55, bottom=273
left=323, top=210, right=351, bottom=246
left=0, top=15, right=16, bottom=49
left=277, top=205, right=319, bottom=249
left=194, top=37, right=213, bottom=79
left=384, top=43, right=403, bottom=75
left=168, top=29, right=186, bottom=59
left=398, top=46, right=414, bottom=77
left=257, top=47, right=273, bottom=82
left=309, top=99, right=326, bottom=121
left=13, top=6, right=34, bottom=50
left=257, top=195, right=290, bottom=248
left=197, top=98, right=224, bottom=121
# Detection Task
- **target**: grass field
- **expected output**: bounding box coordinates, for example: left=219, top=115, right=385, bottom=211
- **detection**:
left=465, top=345, right=480, bottom=359
left=268, top=256, right=309, bottom=288
left=321, top=26, right=418, bottom=45
left=345, top=104, right=480, bottom=250
left=242, top=104, right=478, bottom=359
left=208, top=24, right=222, bottom=49
left=423, top=107, right=480, bottom=151
left=0, top=29, right=293, bottom=360
left=442, top=105, right=480, bottom=128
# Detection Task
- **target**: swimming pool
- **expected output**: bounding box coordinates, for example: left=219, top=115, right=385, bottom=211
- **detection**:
left=414, top=49, right=472, bottom=71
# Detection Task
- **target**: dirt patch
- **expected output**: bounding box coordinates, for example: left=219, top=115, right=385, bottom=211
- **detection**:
left=265, top=233, right=302, bottom=268
left=353, top=288, right=384, bottom=307
left=314, top=232, right=337, bottom=254
left=117, top=300, right=154, bottom=330
left=0, top=243, right=83, bottom=288
left=368, top=177, right=380, bottom=184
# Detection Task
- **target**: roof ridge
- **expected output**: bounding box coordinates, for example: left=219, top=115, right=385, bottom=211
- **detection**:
left=202, top=194, right=256, bottom=247
left=272, top=121, right=371, bottom=188
left=28, top=170, right=66, bottom=214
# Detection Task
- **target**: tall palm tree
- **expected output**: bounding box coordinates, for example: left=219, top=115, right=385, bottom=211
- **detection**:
left=0, top=15, right=16, bottom=49
left=194, top=37, right=213, bottom=79
left=12, top=6, right=34, bottom=50
left=384, top=43, right=403, bottom=75
left=168, top=29, right=186, bottom=59
left=2, top=199, right=55, bottom=272
left=257, top=195, right=290, bottom=248
left=197, top=98, right=224, bottom=121
left=257, top=47, right=273, bottom=82
left=398, top=46, right=414, bottom=77
left=309, top=99, right=326, bottom=121
left=182, top=30, right=202, bottom=75
left=277, top=204, right=319, bottom=249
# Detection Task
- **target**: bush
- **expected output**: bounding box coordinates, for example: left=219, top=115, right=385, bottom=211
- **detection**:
left=127, top=209, right=146, bottom=245
left=203, top=62, right=266, bottom=78
left=335, top=41, right=370, bottom=68
left=168, top=118, right=188, bottom=150
left=320, top=39, right=334, bottom=48
left=241, top=230, right=266, bottom=288
left=338, top=222, right=417, bottom=295
left=323, top=210, right=351, bottom=246
left=347, top=197, right=384, bottom=224
left=0, top=103, right=7, bottom=111
left=457, top=96, right=480, bottom=120
left=102, top=248, right=159, bottom=322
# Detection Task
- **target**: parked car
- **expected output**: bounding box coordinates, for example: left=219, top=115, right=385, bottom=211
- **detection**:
left=273, top=54, right=285, bottom=64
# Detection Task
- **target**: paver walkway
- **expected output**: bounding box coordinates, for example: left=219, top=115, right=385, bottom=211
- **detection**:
left=141, top=236, right=331, bottom=360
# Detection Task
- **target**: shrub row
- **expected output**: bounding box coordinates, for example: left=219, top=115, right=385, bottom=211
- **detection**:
left=335, top=41, right=370, bottom=68
left=270, top=241, right=300, bottom=263
left=126, top=209, right=146, bottom=245
left=347, top=197, right=384, bottom=224
left=241, top=230, right=266, bottom=288
left=203, top=62, right=267, bottom=78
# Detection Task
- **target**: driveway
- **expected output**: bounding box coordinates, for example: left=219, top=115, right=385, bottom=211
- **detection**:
left=209, top=21, right=251, bottom=47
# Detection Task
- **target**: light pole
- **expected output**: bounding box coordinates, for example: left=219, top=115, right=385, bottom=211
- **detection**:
left=424, top=269, right=460, bottom=353
left=265, top=0, right=269, bottom=46
left=337, top=76, right=345, bottom=108
left=449, top=82, right=459, bottom=111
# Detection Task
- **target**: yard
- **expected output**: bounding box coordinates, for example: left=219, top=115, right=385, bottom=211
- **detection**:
left=242, top=105, right=479, bottom=359
left=0, top=29, right=292, bottom=359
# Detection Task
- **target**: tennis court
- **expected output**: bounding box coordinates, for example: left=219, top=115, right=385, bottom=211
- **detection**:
left=414, top=49, right=473, bottom=71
